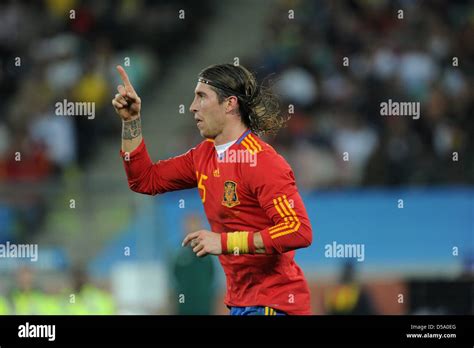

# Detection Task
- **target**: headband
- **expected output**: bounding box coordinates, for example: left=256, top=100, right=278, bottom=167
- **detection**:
left=198, top=77, right=246, bottom=99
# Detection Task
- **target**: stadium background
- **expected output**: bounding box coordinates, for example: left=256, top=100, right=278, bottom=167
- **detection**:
left=0, top=0, right=472, bottom=315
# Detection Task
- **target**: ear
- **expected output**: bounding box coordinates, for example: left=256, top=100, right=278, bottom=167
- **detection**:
left=225, top=96, right=239, bottom=113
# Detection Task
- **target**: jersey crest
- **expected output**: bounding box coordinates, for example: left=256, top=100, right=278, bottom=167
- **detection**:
left=222, top=180, right=240, bottom=208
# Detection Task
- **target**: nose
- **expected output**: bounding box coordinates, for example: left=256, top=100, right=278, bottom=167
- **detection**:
left=189, top=97, right=198, bottom=114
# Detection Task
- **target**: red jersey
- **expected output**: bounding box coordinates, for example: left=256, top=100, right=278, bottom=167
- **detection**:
left=121, top=129, right=313, bottom=314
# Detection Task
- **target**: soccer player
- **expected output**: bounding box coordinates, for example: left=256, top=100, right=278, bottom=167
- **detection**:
left=112, top=64, right=313, bottom=315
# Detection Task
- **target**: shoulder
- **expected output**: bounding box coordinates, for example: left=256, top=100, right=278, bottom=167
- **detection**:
left=240, top=133, right=291, bottom=172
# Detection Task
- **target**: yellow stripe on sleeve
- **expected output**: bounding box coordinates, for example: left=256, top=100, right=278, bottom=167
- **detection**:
left=268, top=195, right=301, bottom=239
left=269, top=214, right=295, bottom=232
left=283, top=195, right=298, bottom=217
left=241, top=139, right=256, bottom=154
left=272, top=198, right=285, bottom=218
left=268, top=222, right=287, bottom=231
left=269, top=197, right=295, bottom=233
left=247, top=134, right=262, bottom=152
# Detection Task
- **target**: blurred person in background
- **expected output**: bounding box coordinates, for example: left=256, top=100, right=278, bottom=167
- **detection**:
left=324, top=262, right=377, bottom=315
left=0, top=279, right=11, bottom=314
left=171, top=214, right=216, bottom=315
left=67, top=266, right=115, bottom=315
left=0, top=294, right=10, bottom=314
left=10, top=266, right=45, bottom=315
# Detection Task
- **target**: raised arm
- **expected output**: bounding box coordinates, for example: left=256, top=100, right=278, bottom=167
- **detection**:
left=112, top=65, right=142, bottom=153
left=112, top=65, right=197, bottom=195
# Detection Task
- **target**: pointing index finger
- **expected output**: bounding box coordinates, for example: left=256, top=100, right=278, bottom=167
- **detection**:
left=116, top=65, right=134, bottom=90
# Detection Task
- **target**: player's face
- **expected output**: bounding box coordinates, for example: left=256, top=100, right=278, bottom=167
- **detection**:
left=189, top=82, right=227, bottom=139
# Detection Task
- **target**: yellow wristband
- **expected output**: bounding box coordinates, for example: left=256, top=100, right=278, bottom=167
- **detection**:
left=227, top=231, right=249, bottom=254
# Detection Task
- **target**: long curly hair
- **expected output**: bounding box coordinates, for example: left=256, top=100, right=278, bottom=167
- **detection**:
left=198, top=64, right=287, bottom=136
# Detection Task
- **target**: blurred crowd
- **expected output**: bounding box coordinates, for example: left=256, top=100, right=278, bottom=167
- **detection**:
left=0, top=266, right=115, bottom=315
left=2, top=1, right=470, bottom=188
left=250, top=0, right=473, bottom=189
left=0, top=0, right=210, bottom=182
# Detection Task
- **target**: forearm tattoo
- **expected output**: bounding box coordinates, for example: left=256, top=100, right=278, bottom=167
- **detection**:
left=122, top=118, right=142, bottom=139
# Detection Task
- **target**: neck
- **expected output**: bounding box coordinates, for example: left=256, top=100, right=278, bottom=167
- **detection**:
left=214, top=123, right=248, bottom=146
